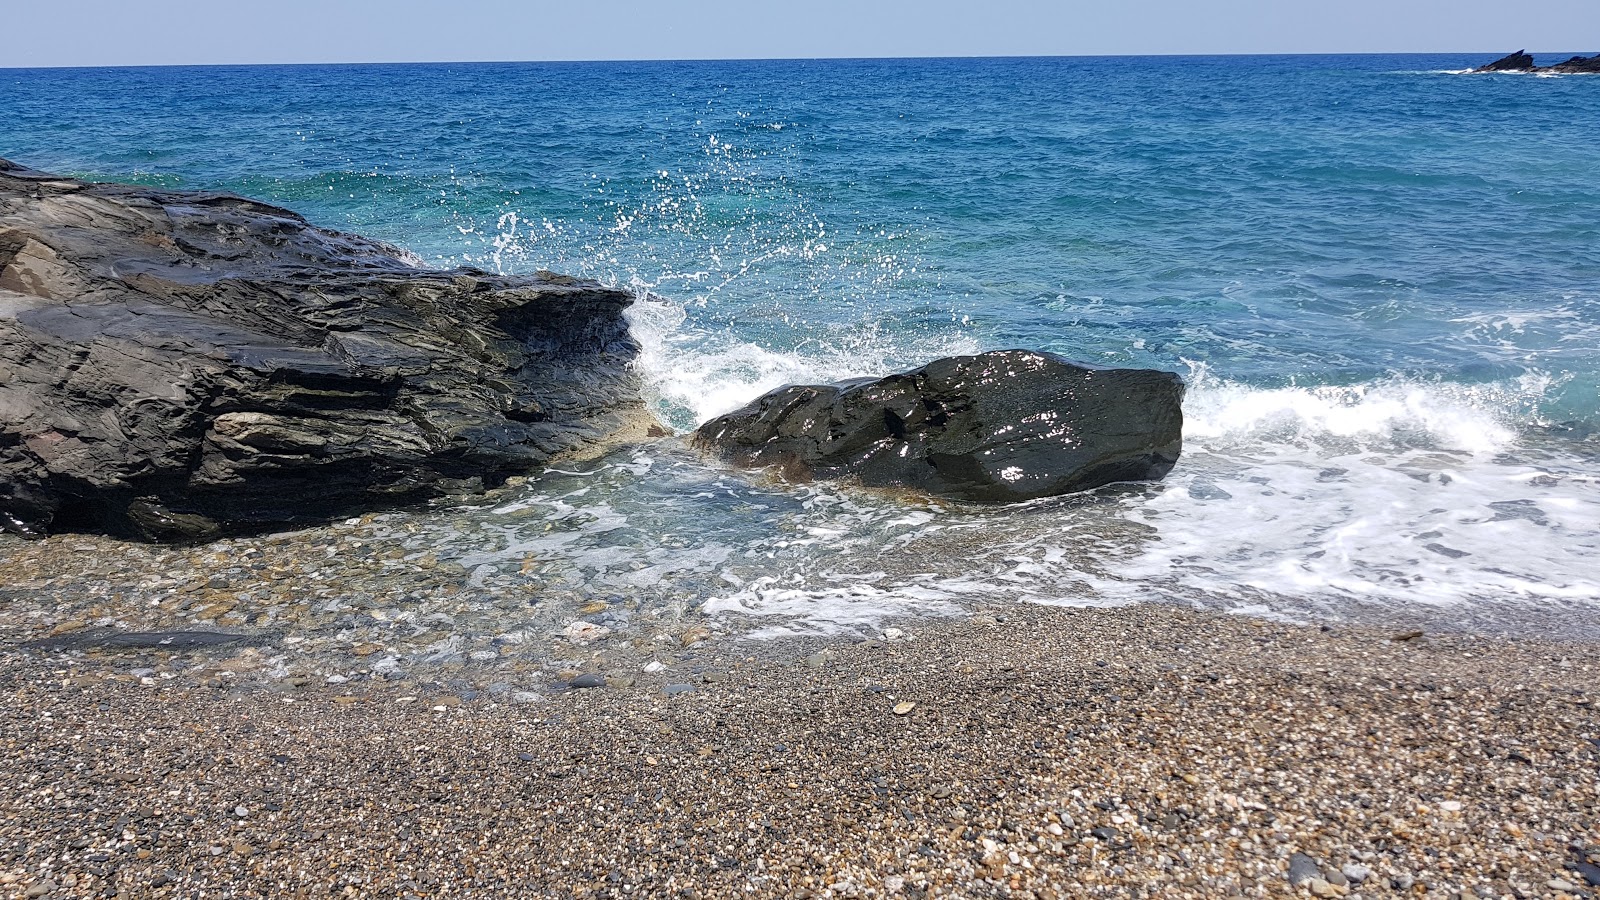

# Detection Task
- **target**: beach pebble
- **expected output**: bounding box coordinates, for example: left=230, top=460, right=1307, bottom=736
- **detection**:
left=569, top=673, right=606, bottom=689
left=643, top=661, right=665, bottom=673
left=1287, top=852, right=1321, bottom=886
left=663, top=683, right=695, bottom=696
left=892, top=701, right=916, bottom=715
left=564, top=622, right=610, bottom=645
left=25, top=882, right=55, bottom=898
left=1341, top=864, right=1371, bottom=884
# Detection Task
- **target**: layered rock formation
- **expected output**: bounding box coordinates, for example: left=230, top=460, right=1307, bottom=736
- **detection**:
left=0, top=160, right=647, bottom=540
left=693, top=350, right=1183, bottom=503
left=1474, top=50, right=1600, bottom=74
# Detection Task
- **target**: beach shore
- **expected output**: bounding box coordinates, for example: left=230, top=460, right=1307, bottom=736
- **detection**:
left=3, top=603, right=1597, bottom=899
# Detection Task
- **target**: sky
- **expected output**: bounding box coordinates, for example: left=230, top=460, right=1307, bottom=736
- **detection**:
left=2, top=0, right=1595, bottom=68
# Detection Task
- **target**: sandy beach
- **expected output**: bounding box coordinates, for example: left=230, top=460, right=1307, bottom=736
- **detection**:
left=4, top=602, right=1597, bottom=899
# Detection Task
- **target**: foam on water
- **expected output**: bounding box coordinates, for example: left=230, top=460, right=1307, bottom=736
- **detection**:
left=7, top=55, right=1600, bottom=641
left=625, top=290, right=982, bottom=425
left=396, top=359, right=1600, bottom=641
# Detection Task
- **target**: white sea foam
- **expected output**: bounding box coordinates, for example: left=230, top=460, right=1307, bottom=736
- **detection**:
left=625, top=289, right=982, bottom=426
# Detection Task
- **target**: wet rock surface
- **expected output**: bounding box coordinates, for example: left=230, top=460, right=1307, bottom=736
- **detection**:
left=693, top=349, right=1184, bottom=502
left=1474, top=50, right=1600, bottom=74
left=0, top=159, right=646, bottom=541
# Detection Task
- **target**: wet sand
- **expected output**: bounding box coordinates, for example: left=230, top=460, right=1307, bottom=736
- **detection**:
left=3, top=603, right=1598, bottom=899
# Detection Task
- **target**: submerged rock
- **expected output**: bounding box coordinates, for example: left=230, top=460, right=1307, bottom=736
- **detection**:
left=0, top=159, right=647, bottom=540
left=1473, top=50, right=1600, bottom=74
left=692, top=350, right=1182, bottom=503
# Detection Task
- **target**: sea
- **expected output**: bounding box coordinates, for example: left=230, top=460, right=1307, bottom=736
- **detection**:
left=4, top=54, right=1598, bottom=640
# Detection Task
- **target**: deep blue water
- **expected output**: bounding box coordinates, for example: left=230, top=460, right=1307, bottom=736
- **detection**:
left=4, top=55, right=1598, bottom=633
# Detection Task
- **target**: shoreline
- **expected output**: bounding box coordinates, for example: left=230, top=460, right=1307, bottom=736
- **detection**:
left=4, top=602, right=1598, bottom=898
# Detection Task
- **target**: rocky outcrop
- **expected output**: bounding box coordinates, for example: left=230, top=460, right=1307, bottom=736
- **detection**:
left=1474, top=50, right=1536, bottom=72
left=0, top=159, right=648, bottom=540
left=692, top=350, right=1183, bottom=503
left=1474, top=50, right=1600, bottom=74
left=1546, top=53, right=1600, bottom=74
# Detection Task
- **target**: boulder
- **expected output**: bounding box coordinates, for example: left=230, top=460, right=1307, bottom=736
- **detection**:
left=0, top=159, right=647, bottom=540
left=1474, top=50, right=1535, bottom=72
left=692, top=350, right=1183, bottom=503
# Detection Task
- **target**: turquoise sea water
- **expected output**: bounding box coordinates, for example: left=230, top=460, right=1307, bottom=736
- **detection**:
left=4, top=55, right=1599, bottom=635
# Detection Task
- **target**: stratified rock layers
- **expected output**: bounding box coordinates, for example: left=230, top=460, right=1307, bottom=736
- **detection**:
left=693, top=350, right=1184, bottom=503
left=0, top=159, right=646, bottom=540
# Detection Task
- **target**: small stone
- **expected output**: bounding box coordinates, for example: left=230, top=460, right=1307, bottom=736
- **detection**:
left=510, top=691, right=543, bottom=705
left=882, top=627, right=906, bottom=641
left=1341, top=864, right=1371, bottom=884
left=679, top=625, right=712, bottom=648
left=1089, top=826, right=1119, bottom=842
left=1390, top=630, right=1424, bottom=642
left=663, top=683, right=695, bottom=696
left=1288, top=852, right=1321, bottom=886
left=1548, top=879, right=1577, bottom=892
left=232, top=842, right=255, bottom=856
left=234, top=805, right=249, bottom=817
left=564, top=622, right=611, bottom=645
left=1324, top=869, right=1347, bottom=886
left=25, top=882, right=55, bottom=898
left=643, top=661, right=666, bottom=673
left=1439, top=799, right=1462, bottom=812
left=806, top=651, right=831, bottom=669
left=1307, top=878, right=1338, bottom=898
left=569, top=673, right=606, bottom=689
left=892, top=701, right=916, bottom=715
left=1576, top=861, right=1600, bottom=887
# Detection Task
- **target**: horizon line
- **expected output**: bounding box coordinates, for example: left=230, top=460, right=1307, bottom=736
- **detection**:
left=0, top=49, right=1565, bottom=73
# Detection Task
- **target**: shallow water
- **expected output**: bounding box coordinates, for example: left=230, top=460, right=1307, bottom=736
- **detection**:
left=2, top=54, right=1599, bottom=653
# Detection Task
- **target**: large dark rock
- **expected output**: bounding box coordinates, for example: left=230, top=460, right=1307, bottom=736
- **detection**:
left=1547, top=53, right=1600, bottom=74
left=0, top=159, right=648, bottom=540
left=692, top=350, right=1183, bottom=503
left=1473, top=50, right=1600, bottom=74
left=1474, top=50, right=1536, bottom=72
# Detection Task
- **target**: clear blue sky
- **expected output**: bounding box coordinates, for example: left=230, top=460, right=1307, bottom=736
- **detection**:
left=3, top=0, right=1595, bottom=67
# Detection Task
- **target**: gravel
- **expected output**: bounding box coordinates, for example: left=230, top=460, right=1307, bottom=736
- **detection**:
left=2, top=602, right=1598, bottom=898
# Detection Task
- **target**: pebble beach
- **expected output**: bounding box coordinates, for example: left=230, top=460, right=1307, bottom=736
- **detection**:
left=4, top=597, right=1598, bottom=899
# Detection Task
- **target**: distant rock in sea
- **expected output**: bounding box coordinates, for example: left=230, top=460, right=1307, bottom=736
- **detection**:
left=1473, top=50, right=1600, bottom=74
left=692, top=349, right=1184, bottom=503
left=0, top=159, right=648, bottom=541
